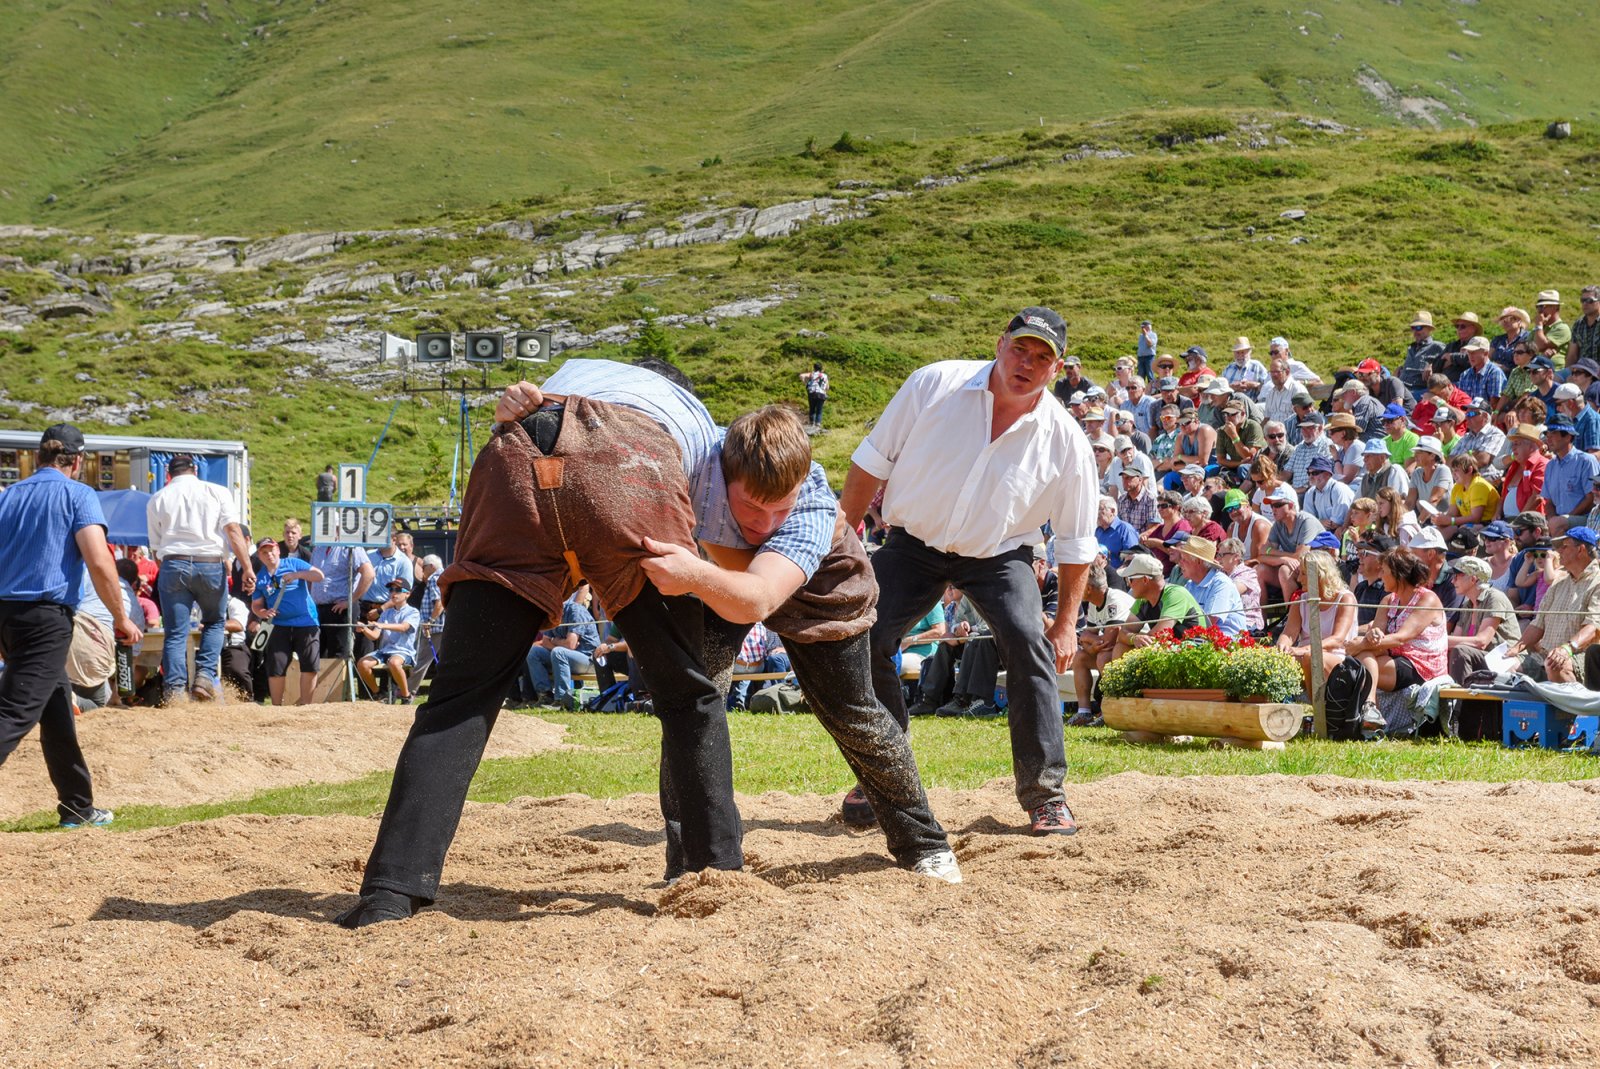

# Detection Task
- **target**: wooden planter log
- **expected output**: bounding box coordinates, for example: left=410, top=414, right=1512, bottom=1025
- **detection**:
left=1103, top=696, right=1304, bottom=743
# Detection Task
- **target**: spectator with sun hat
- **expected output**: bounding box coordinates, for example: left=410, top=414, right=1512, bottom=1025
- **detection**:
left=1532, top=290, right=1571, bottom=359
left=1398, top=311, right=1445, bottom=391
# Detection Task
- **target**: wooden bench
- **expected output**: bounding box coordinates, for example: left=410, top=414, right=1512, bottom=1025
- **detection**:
left=570, top=666, right=921, bottom=686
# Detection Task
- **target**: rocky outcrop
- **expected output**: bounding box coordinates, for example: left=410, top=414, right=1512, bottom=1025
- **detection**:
left=33, top=293, right=113, bottom=319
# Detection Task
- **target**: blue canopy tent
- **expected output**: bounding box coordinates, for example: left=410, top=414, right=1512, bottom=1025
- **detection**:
left=96, top=488, right=152, bottom=546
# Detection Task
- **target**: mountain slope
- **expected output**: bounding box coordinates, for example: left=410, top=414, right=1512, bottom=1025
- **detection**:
left=0, top=0, right=1594, bottom=232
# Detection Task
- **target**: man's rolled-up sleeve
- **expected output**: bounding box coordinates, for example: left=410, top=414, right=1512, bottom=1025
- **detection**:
left=850, top=366, right=940, bottom=480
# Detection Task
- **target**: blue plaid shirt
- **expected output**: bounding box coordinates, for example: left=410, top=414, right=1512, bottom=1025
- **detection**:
left=418, top=572, right=443, bottom=634
left=1457, top=362, right=1506, bottom=403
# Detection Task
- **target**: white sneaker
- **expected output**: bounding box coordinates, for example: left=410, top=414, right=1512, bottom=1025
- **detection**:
left=911, top=849, right=963, bottom=884
left=1360, top=703, right=1386, bottom=729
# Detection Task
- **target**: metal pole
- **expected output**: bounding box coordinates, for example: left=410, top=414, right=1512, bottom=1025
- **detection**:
left=345, top=551, right=357, bottom=702
left=1306, top=553, right=1326, bottom=739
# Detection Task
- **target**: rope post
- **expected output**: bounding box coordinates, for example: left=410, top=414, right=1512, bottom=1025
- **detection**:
left=1306, top=553, right=1326, bottom=739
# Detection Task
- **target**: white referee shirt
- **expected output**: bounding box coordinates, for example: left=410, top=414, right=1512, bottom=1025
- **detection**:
left=147, top=473, right=238, bottom=558
left=851, top=360, right=1099, bottom=564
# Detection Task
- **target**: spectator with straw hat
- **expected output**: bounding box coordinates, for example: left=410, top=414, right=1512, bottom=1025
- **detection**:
left=1399, top=311, right=1444, bottom=391
left=1440, top=312, right=1487, bottom=381
left=1532, top=290, right=1570, bottom=359
left=1493, top=307, right=1533, bottom=371
left=1174, top=536, right=1245, bottom=637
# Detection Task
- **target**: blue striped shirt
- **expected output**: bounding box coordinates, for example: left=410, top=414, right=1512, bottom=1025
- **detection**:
left=540, top=359, right=833, bottom=580
left=0, top=467, right=106, bottom=607
left=543, top=359, right=718, bottom=489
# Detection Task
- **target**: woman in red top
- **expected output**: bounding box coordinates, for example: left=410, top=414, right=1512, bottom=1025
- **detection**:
left=1347, top=548, right=1446, bottom=731
left=1179, top=496, right=1226, bottom=544
left=1499, top=424, right=1548, bottom=519
left=1139, top=490, right=1192, bottom=575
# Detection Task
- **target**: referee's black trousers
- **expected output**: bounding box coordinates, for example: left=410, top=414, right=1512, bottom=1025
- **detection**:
left=0, top=600, right=97, bottom=823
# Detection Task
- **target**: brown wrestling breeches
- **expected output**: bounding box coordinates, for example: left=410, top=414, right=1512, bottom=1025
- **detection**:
left=440, top=396, right=697, bottom=626
left=766, top=517, right=879, bottom=644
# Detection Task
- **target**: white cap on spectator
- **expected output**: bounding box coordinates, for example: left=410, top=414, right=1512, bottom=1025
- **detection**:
left=1117, top=555, right=1164, bottom=581
left=1409, top=528, right=1447, bottom=551
left=1555, top=383, right=1584, bottom=401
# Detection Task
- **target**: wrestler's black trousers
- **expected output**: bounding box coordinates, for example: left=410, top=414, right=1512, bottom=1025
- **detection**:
left=360, top=580, right=740, bottom=903
left=660, top=613, right=949, bottom=878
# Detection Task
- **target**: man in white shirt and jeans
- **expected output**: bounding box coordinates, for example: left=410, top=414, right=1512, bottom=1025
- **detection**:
left=839, top=306, right=1098, bottom=836
left=146, top=455, right=254, bottom=701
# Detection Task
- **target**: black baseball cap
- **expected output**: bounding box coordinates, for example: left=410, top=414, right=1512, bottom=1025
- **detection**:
left=1005, top=307, right=1068, bottom=357
left=1358, top=533, right=1398, bottom=554
left=40, top=423, right=86, bottom=454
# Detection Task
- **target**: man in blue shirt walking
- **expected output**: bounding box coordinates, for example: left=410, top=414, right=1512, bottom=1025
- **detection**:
left=0, top=424, right=142, bottom=827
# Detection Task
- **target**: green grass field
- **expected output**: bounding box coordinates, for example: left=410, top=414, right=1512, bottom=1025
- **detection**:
left=4, top=711, right=1593, bottom=833
left=1, top=1, right=1596, bottom=231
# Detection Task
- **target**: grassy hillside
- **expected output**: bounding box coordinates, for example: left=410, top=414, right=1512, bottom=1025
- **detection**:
left=0, top=1, right=1596, bottom=232
left=3, top=116, right=1599, bottom=526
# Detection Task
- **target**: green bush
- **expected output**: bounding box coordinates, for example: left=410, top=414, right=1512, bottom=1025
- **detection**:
left=1218, top=647, right=1305, bottom=702
left=1149, top=113, right=1235, bottom=149
left=1417, top=138, right=1499, bottom=164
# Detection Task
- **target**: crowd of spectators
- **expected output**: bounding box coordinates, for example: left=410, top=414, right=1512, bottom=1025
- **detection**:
left=910, top=289, right=1600, bottom=732
left=61, top=482, right=449, bottom=708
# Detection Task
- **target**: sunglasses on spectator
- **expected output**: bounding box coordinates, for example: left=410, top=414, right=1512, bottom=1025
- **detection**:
left=1270, top=501, right=1291, bottom=509
left=1410, top=326, right=1427, bottom=332
left=1266, top=433, right=1286, bottom=440
left=1157, top=503, right=1176, bottom=510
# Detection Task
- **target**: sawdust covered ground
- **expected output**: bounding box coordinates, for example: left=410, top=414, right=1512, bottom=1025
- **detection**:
left=3, top=773, right=1599, bottom=1067
left=0, top=700, right=566, bottom=818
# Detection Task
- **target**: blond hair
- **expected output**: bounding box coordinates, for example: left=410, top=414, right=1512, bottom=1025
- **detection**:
left=722, top=405, right=813, bottom=501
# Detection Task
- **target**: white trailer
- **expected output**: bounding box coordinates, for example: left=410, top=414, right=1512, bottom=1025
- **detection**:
left=0, top=430, right=251, bottom=528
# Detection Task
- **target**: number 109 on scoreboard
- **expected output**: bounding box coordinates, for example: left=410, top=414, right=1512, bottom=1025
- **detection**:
left=312, top=502, right=393, bottom=547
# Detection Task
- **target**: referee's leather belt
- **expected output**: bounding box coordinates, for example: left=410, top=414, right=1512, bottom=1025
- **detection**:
left=163, top=554, right=226, bottom=562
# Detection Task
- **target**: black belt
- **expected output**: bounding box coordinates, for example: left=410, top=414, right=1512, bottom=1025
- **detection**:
left=163, top=554, right=226, bottom=562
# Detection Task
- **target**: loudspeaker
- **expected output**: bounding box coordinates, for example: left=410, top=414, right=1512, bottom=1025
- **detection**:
left=465, top=332, right=504, bottom=365
left=514, top=331, right=553, bottom=364
left=415, top=332, right=453, bottom=363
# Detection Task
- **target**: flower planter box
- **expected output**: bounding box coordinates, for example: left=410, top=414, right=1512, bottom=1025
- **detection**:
left=1103, top=696, right=1305, bottom=744
left=1140, top=688, right=1229, bottom=702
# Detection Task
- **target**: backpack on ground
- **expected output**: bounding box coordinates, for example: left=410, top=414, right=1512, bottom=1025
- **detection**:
left=1321, top=657, right=1371, bottom=741
left=585, top=680, right=633, bottom=713
left=749, top=682, right=807, bottom=714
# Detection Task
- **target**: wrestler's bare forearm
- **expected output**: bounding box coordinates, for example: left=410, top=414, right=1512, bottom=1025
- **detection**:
left=641, top=538, right=806, bottom=625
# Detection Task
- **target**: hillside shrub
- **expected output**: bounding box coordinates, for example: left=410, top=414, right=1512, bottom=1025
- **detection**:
left=630, top=315, right=676, bottom=361
left=777, top=335, right=920, bottom=378
left=1417, top=138, right=1498, bottom=164
left=1149, top=113, right=1234, bottom=149
left=966, top=220, right=1088, bottom=250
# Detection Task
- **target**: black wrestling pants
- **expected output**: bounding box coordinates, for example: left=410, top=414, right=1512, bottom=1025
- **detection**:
left=360, top=579, right=741, bottom=903
left=660, top=613, right=949, bottom=877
